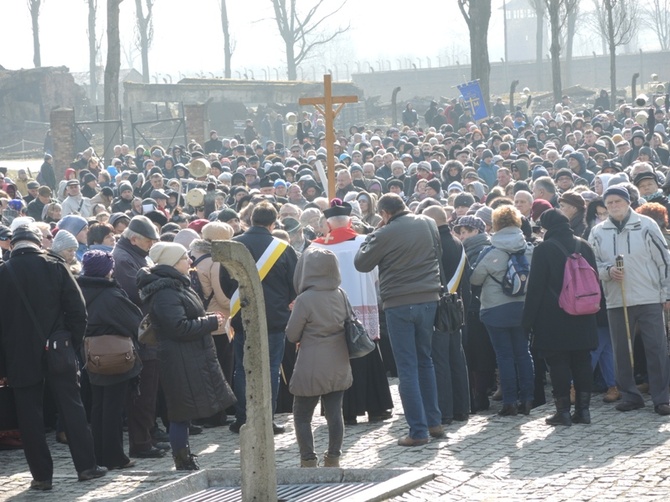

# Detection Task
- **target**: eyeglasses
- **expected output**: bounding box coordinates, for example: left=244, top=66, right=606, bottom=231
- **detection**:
left=43, top=234, right=53, bottom=241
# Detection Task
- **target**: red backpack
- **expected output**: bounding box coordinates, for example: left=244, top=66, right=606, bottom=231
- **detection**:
left=549, top=239, right=601, bottom=316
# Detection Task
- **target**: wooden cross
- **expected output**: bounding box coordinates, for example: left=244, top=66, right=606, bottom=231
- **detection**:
left=299, top=74, right=358, bottom=199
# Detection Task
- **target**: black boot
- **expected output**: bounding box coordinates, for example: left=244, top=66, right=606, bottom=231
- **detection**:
left=498, top=403, right=518, bottom=416
left=571, top=392, right=591, bottom=424
left=545, top=396, right=572, bottom=426
left=173, top=447, right=199, bottom=471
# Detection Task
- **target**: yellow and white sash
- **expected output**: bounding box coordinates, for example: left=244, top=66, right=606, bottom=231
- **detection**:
left=229, top=237, right=289, bottom=318
left=447, top=248, right=467, bottom=294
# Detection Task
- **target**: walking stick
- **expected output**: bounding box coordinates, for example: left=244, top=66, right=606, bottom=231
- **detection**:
left=616, top=254, right=635, bottom=369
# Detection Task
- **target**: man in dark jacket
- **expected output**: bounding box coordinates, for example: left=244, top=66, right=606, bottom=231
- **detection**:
left=112, top=216, right=165, bottom=458
left=220, top=202, right=298, bottom=434
left=39, top=154, right=57, bottom=190
left=422, top=205, right=471, bottom=426
left=355, top=194, right=443, bottom=446
left=0, top=225, right=106, bottom=490
left=26, top=186, right=53, bottom=222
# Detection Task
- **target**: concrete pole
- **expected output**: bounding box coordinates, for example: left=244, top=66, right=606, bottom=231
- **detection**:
left=211, top=240, right=277, bottom=502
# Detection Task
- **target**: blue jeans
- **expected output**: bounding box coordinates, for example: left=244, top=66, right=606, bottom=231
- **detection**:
left=233, top=330, right=286, bottom=423
left=485, top=325, right=535, bottom=405
left=591, top=326, right=616, bottom=388
left=385, top=301, right=441, bottom=440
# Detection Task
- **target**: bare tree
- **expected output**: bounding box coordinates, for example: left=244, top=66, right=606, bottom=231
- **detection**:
left=220, top=0, right=235, bottom=78
left=564, top=3, right=579, bottom=87
left=643, top=0, right=670, bottom=50
left=134, top=0, right=154, bottom=83
left=27, top=0, right=42, bottom=68
left=544, top=0, right=578, bottom=105
left=527, top=0, right=545, bottom=91
left=105, top=0, right=124, bottom=162
left=458, top=0, right=492, bottom=114
left=86, top=0, right=101, bottom=104
left=592, top=0, right=639, bottom=108
left=271, top=0, right=350, bottom=81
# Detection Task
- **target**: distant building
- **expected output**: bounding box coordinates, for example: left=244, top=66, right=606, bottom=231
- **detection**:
left=503, top=0, right=548, bottom=62
left=71, top=67, right=143, bottom=105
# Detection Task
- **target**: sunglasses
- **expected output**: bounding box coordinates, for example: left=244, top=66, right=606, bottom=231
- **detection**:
left=43, top=234, right=54, bottom=241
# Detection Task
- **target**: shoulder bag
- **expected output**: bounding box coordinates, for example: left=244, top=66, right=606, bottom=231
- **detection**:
left=340, top=288, right=375, bottom=359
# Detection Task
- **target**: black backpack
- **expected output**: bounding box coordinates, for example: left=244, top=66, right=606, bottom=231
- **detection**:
left=189, top=254, right=215, bottom=309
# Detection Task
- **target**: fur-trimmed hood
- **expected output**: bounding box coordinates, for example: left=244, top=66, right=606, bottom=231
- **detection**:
left=189, top=238, right=212, bottom=256
left=137, top=264, right=190, bottom=302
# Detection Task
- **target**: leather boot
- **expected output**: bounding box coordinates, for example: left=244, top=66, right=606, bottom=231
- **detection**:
left=571, top=392, right=591, bottom=424
left=498, top=403, right=518, bottom=416
left=545, top=396, right=572, bottom=426
left=173, top=447, right=199, bottom=471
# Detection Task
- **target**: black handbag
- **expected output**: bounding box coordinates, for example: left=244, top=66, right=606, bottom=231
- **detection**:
left=5, top=262, right=79, bottom=378
left=340, top=288, right=375, bottom=359
left=430, top=224, right=465, bottom=334
left=435, top=292, right=464, bottom=334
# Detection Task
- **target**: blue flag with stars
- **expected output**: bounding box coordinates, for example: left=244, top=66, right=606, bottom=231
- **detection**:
left=457, top=80, right=488, bottom=121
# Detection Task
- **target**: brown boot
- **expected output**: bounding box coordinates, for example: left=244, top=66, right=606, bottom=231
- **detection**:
left=570, top=385, right=576, bottom=405
left=603, top=386, right=621, bottom=403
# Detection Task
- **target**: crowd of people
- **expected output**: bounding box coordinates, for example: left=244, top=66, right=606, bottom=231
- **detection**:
left=1, top=88, right=670, bottom=488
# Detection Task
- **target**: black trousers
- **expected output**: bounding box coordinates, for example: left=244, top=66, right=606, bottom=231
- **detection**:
left=13, top=374, right=96, bottom=481
left=543, top=349, right=593, bottom=398
left=91, top=380, right=129, bottom=468
left=126, top=359, right=159, bottom=454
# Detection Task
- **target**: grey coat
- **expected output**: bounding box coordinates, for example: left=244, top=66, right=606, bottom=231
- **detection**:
left=286, top=247, right=352, bottom=397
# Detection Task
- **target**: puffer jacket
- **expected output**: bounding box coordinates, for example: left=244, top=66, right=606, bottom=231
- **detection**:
left=589, top=209, right=670, bottom=308
left=355, top=211, right=441, bottom=309
left=470, top=225, right=534, bottom=310
left=77, top=275, right=143, bottom=386
left=190, top=239, right=230, bottom=335
left=286, top=247, right=352, bottom=397
left=137, top=265, right=232, bottom=422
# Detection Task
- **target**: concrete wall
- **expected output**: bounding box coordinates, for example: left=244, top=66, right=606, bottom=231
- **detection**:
left=351, top=50, right=670, bottom=103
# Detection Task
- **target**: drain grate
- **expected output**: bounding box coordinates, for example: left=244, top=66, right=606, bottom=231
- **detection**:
left=176, top=482, right=377, bottom=502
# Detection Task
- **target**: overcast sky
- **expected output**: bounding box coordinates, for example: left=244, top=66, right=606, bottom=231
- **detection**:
left=0, top=0, right=661, bottom=82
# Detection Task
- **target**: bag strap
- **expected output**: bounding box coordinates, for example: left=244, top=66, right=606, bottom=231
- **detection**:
left=4, top=261, right=47, bottom=345
left=339, top=287, right=354, bottom=318
left=548, top=238, right=580, bottom=257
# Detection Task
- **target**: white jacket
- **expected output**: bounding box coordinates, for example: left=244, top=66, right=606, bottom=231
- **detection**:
left=589, top=209, right=670, bottom=308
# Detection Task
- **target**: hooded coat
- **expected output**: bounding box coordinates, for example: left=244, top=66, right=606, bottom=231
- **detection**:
left=522, top=210, right=598, bottom=353
left=137, top=265, right=232, bottom=422
left=190, top=239, right=230, bottom=335
left=286, top=247, right=352, bottom=397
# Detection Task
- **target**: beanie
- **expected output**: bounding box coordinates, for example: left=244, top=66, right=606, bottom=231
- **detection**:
left=58, top=215, right=88, bottom=237
left=603, top=185, right=630, bottom=204
left=474, top=206, right=493, bottom=227
left=9, top=224, right=42, bottom=247
left=454, top=192, right=476, bottom=208
left=173, top=229, right=200, bottom=249
left=427, top=179, right=442, bottom=194
left=82, top=250, right=114, bottom=278
left=447, top=181, right=463, bottom=193
left=149, top=242, right=188, bottom=267
left=51, top=229, right=79, bottom=254
left=531, top=199, right=553, bottom=222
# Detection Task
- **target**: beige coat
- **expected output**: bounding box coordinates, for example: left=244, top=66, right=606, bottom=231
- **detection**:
left=190, top=239, right=230, bottom=335
left=286, top=247, right=352, bottom=397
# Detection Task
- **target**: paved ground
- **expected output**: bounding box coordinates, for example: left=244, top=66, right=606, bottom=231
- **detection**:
left=2, top=379, right=670, bottom=501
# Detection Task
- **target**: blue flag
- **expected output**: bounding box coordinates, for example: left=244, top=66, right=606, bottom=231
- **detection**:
left=457, top=81, right=488, bottom=121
